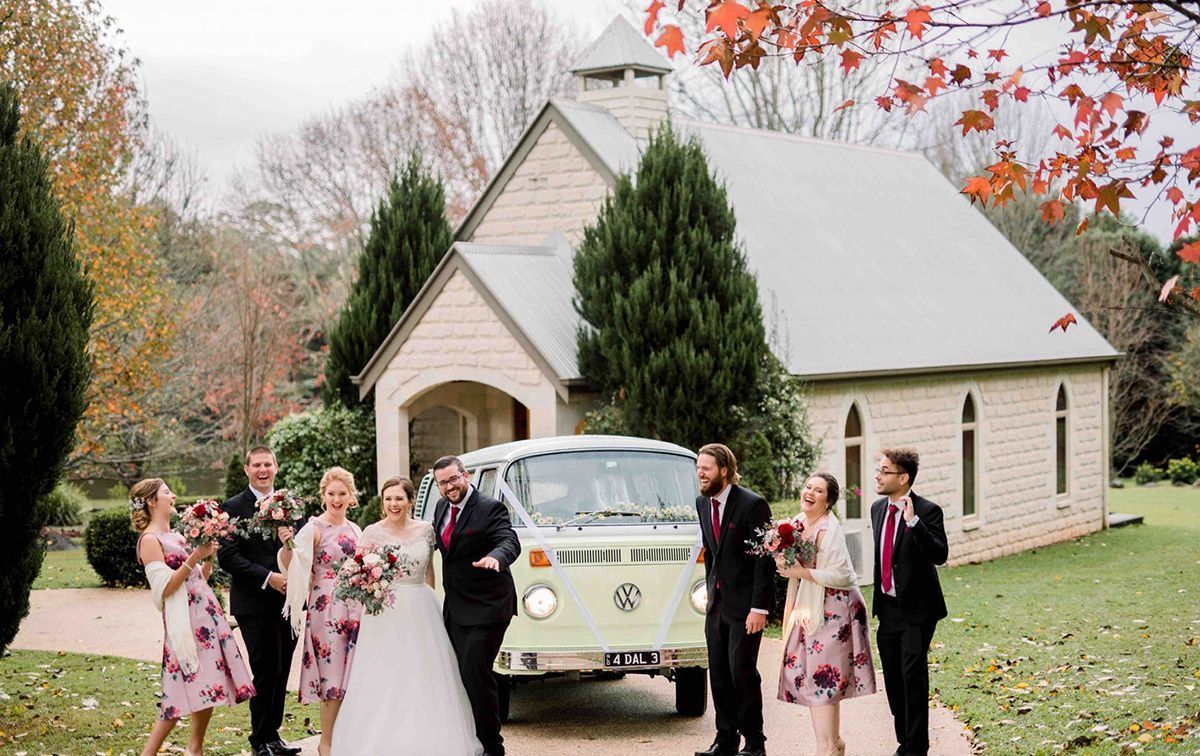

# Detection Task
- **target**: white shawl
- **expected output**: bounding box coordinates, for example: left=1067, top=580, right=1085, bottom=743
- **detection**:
left=782, top=513, right=858, bottom=638
left=145, top=561, right=199, bottom=674
left=281, top=519, right=362, bottom=637
left=281, top=520, right=317, bottom=638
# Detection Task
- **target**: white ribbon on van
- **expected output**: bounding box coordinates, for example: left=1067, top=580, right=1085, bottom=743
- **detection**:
left=497, top=478, right=611, bottom=653
left=652, top=531, right=703, bottom=651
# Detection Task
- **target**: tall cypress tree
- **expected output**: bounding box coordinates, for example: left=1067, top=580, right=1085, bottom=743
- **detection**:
left=324, top=152, right=453, bottom=406
left=574, top=125, right=765, bottom=450
left=0, top=84, right=94, bottom=652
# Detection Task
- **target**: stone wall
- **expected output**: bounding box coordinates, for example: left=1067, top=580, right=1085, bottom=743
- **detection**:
left=804, top=365, right=1108, bottom=567
left=470, top=120, right=612, bottom=246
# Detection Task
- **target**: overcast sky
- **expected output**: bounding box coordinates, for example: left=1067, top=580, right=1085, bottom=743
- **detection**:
left=100, top=0, right=1175, bottom=242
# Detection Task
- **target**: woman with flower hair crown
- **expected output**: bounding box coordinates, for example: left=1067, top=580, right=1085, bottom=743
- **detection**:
left=277, top=467, right=362, bottom=756
left=130, top=477, right=254, bottom=756
left=775, top=472, right=876, bottom=756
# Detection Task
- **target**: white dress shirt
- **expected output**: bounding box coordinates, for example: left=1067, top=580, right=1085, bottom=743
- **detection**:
left=248, top=486, right=276, bottom=590
left=439, top=485, right=476, bottom=534
left=878, top=489, right=920, bottom=597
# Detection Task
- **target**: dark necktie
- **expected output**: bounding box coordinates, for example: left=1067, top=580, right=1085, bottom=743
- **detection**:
left=881, top=504, right=900, bottom=593
left=441, top=505, right=459, bottom=549
left=711, top=497, right=721, bottom=543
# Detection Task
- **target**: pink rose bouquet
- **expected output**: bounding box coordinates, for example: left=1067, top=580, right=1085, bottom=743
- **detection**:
left=334, top=544, right=416, bottom=615
left=241, top=489, right=305, bottom=548
left=746, top=518, right=818, bottom=567
left=178, top=499, right=238, bottom=548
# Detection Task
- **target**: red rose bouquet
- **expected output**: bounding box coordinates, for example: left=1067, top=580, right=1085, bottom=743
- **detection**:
left=746, top=517, right=818, bottom=567
left=242, top=489, right=305, bottom=548
left=178, top=499, right=238, bottom=548
left=334, top=543, right=416, bottom=615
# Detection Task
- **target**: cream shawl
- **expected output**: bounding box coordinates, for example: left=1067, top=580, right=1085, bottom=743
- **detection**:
left=145, top=560, right=199, bottom=674
left=782, top=513, right=858, bottom=638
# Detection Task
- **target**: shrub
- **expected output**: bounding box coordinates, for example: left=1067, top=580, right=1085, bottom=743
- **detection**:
left=1166, top=457, right=1199, bottom=485
left=39, top=482, right=88, bottom=526
left=84, top=508, right=146, bottom=587
left=223, top=450, right=246, bottom=501
left=266, top=404, right=377, bottom=518
left=1133, top=462, right=1165, bottom=485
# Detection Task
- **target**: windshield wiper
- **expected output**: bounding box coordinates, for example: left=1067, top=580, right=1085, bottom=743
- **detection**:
left=557, top=509, right=641, bottom=528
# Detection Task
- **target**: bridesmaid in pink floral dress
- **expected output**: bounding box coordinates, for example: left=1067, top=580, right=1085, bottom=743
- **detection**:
left=130, top=478, right=254, bottom=756
left=776, top=473, right=876, bottom=756
left=278, top=466, right=362, bottom=756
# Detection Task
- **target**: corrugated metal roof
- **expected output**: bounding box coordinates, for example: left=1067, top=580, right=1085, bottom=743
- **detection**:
left=552, top=98, right=640, bottom=176
left=677, top=120, right=1119, bottom=377
left=569, top=16, right=673, bottom=76
left=458, top=242, right=583, bottom=380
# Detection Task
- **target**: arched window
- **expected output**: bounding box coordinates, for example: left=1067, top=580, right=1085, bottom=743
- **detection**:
left=1055, top=385, right=1069, bottom=496
left=962, top=395, right=978, bottom=517
left=844, top=404, right=864, bottom=519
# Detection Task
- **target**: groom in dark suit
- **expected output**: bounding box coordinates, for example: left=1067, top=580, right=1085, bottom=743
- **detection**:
left=870, top=447, right=948, bottom=756
left=694, top=443, right=774, bottom=756
left=432, top=455, right=520, bottom=756
left=216, top=445, right=301, bottom=756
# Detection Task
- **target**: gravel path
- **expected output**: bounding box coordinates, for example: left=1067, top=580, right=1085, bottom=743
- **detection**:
left=14, top=588, right=974, bottom=755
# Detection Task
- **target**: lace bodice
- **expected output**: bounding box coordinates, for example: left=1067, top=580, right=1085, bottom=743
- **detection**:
left=359, top=521, right=434, bottom=586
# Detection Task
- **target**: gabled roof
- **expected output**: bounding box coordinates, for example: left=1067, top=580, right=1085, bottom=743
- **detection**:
left=678, top=120, right=1119, bottom=378
left=354, top=241, right=581, bottom=400
left=569, top=16, right=673, bottom=76
left=454, top=98, right=638, bottom=241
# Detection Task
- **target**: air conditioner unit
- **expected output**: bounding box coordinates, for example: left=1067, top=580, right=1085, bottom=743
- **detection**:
left=841, top=522, right=874, bottom=586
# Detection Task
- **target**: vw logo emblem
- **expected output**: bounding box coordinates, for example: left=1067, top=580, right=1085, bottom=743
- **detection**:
left=614, top=583, right=642, bottom=612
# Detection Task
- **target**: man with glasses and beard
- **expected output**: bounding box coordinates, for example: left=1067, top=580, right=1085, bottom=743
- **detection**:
left=694, top=443, right=774, bottom=756
left=432, top=455, right=521, bottom=756
left=870, top=448, right=948, bottom=756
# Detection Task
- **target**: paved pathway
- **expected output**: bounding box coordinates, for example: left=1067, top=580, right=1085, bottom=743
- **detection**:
left=14, top=588, right=975, bottom=755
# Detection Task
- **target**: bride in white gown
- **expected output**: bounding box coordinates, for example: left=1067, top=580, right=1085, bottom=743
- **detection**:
left=332, top=477, right=483, bottom=756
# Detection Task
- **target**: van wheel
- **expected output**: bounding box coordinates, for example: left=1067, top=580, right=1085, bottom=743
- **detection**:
left=496, top=672, right=512, bottom=723
left=674, top=667, right=707, bottom=716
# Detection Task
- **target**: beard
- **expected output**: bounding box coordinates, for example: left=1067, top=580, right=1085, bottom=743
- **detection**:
left=700, top=474, right=727, bottom=498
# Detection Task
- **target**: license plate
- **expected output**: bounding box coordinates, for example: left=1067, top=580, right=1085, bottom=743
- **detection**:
left=604, top=650, right=661, bottom=667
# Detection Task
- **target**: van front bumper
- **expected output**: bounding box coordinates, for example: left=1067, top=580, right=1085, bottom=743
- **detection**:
left=496, top=645, right=708, bottom=673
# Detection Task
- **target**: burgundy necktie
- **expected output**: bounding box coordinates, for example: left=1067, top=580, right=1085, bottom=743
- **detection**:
left=881, top=504, right=899, bottom=593
left=711, top=497, right=721, bottom=543
left=441, top=505, right=459, bottom=550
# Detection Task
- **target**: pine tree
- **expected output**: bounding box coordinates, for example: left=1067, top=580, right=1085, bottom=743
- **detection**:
left=574, top=125, right=765, bottom=451
left=0, top=84, right=94, bottom=652
left=324, top=152, right=453, bottom=406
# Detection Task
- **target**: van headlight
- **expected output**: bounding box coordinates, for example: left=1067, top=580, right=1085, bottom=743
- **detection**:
left=523, top=584, right=558, bottom=619
left=689, top=580, right=707, bottom=614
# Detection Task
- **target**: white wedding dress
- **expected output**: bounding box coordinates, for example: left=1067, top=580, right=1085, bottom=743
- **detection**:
left=332, top=521, right=483, bottom=756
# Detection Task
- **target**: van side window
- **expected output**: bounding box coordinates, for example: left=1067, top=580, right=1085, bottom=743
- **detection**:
left=477, top=468, right=497, bottom=497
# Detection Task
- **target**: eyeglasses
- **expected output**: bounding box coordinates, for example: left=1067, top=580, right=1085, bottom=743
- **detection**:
left=435, top=474, right=465, bottom=489
left=874, top=467, right=904, bottom=476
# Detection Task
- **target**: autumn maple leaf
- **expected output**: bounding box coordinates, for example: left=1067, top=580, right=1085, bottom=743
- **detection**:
left=905, top=5, right=932, bottom=39
left=645, top=0, right=665, bottom=35
left=962, top=176, right=992, bottom=204
left=1180, top=241, right=1200, bottom=264
left=655, top=25, right=685, bottom=58
left=707, top=0, right=750, bottom=39
left=1049, top=313, right=1078, bottom=333
left=955, top=109, right=995, bottom=135
left=840, top=49, right=864, bottom=74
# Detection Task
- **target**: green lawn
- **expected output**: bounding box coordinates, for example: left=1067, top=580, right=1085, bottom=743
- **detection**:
left=32, top=545, right=102, bottom=590
left=0, top=650, right=312, bottom=755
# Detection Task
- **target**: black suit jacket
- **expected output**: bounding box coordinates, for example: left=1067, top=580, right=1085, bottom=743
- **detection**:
left=870, top=492, right=949, bottom=624
left=433, top=487, right=520, bottom=626
left=217, top=488, right=291, bottom=617
left=696, top=484, right=775, bottom=624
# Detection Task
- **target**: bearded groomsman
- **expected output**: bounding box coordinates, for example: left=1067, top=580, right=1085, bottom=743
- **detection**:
left=871, top=448, right=949, bottom=756
left=694, top=443, right=774, bottom=756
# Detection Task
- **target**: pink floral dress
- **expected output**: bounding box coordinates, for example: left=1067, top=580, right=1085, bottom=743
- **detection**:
left=299, top=519, right=362, bottom=702
left=136, top=531, right=255, bottom=720
left=777, top=521, right=877, bottom=706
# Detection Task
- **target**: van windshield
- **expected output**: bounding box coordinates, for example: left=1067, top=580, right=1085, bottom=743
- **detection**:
left=501, top=450, right=699, bottom=526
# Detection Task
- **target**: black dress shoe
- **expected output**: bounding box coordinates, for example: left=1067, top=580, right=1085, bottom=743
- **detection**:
left=735, top=748, right=766, bottom=756
left=251, top=746, right=273, bottom=756
left=695, top=742, right=739, bottom=756
left=265, top=740, right=301, bottom=755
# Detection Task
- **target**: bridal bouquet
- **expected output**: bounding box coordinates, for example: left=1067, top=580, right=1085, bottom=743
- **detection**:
left=746, top=517, right=818, bottom=568
left=178, top=499, right=238, bottom=548
left=241, top=489, right=305, bottom=549
left=335, top=544, right=415, bottom=615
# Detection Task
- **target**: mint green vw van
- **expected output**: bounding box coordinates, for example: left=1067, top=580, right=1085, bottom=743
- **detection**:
left=415, top=435, right=708, bottom=719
